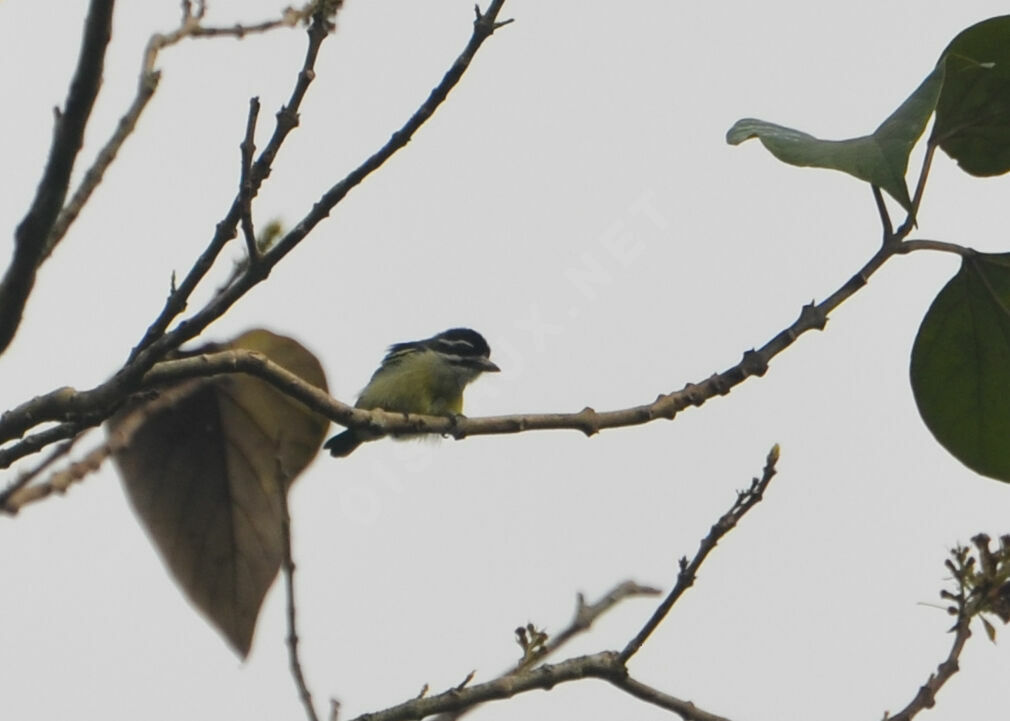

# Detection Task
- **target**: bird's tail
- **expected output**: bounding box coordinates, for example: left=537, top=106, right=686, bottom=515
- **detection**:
left=323, top=430, right=362, bottom=457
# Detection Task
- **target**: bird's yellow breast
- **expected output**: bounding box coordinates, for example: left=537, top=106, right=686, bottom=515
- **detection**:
left=356, top=349, right=466, bottom=416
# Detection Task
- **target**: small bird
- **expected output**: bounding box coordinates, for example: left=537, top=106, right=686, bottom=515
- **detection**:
left=324, top=328, right=500, bottom=457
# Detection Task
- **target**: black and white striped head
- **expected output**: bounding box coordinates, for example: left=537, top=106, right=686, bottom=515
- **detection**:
left=385, top=327, right=500, bottom=374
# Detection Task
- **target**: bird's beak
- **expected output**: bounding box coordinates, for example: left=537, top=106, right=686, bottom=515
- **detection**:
left=480, top=358, right=501, bottom=373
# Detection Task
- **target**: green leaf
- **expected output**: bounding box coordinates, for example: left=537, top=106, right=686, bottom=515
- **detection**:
left=910, top=254, right=1010, bottom=482
left=932, top=15, right=1010, bottom=176
left=726, top=67, right=943, bottom=212
left=109, top=329, right=329, bottom=657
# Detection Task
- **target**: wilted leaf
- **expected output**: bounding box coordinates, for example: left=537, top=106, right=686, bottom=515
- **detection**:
left=910, top=254, right=1010, bottom=482
left=933, top=15, right=1010, bottom=176
left=982, top=616, right=997, bottom=642
left=726, top=66, right=943, bottom=211
left=109, top=329, right=329, bottom=657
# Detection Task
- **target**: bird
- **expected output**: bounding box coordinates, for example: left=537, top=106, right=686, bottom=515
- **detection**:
left=324, top=327, right=500, bottom=457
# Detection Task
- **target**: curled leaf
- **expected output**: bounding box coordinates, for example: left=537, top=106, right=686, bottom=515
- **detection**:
left=726, top=66, right=943, bottom=211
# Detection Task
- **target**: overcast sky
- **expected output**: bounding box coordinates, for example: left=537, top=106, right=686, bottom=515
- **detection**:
left=3, top=2, right=1010, bottom=720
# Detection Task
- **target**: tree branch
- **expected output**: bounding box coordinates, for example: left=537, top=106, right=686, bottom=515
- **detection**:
left=344, top=652, right=730, bottom=721
left=431, top=580, right=661, bottom=721
left=128, top=0, right=513, bottom=371
left=40, top=3, right=320, bottom=261
left=1, top=439, right=107, bottom=515
left=239, top=97, right=263, bottom=263
left=128, top=6, right=336, bottom=363
left=882, top=543, right=978, bottom=720
left=0, top=0, right=115, bottom=355
left=277, top=457, right=320, bottom=721
left=883, top=615, right=971, bottom=721
left=0, top=3, right=514, bottom=475
left=619, top=445, right=779, bottom=663
left=0, top=210, right=973, bottom=463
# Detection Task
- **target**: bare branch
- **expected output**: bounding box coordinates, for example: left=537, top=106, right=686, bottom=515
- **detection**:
left=128, top=8, right=334, bottom=363
left=0, top=187, right=971, bottom=464
left=239, top=97, right=263, bottom=263
left=0, top=2, right=514, bottom=471
left=607, top=673, right=734, bottom=721
left=343, top=652, right=730, bottom=721
left=894, top=140, right=937, bottom=239
left=883, top=615, right=971, bottom=721
left=619, top=445, right=780, bottom=663
left=871, top=185, right=893, bottom=242
left=277, top=458, right=320, bottom=721
left=1, top=440, right=108, bottom=515
left=43, top=71, right=159, bottom=259
left=0, top=433, right=90, bottom=512
left=0, top=422, right=85, bottom=472
left=897, top=239, right=972, bottom=257
left=883, top=543, right=976, bottom=720
left=41, top=3, right=317, bottom=261
left=128, top=0, right=514, bottom=370
left=432, top=580, right=661, bottom=721
left=543, top=581, right=662, bottom=663
left=0, top=0, right=114, bottom=355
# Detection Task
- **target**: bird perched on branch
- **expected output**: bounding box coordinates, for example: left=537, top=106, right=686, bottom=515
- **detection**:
left=324, top=327, right=500, bottom=457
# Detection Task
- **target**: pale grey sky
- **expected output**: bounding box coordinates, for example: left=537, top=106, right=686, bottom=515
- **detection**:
left=3, top=2, right=1010, bottom=720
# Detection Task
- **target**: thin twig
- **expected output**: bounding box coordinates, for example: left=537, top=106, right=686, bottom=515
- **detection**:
left=44, top=71, right=160, bottom=259
left=258, top=0, right=515, bottom=273
left=43, top=4, right=313, bottom=263
left=898, top=239, right=973, bottom=256
left=343, top=652, right=730, bottom=721
left=882, top=615, right=971, bottom=721
left=871, top=185, right=893, bottom=242
left=0, top=0, right=114, bottom=355
left=0, top=434, right=87, bottom=512
left=619, top=445, right=780, bottom=663
left=430, top=580, right=661, bottom=721
left=0, top=205, right=971, bottom=463
left=881, top=539, right=992, bottom=721
left=0, top=422, right=84, bottom=471
left=128, top=0, right=513, bottom=370
left=607, top=673, right=734, bottom=721
left=127, top=5, right=336, bottom=364
left=239, top=97, right=262, bottom=263
left=1, top=440, right=109, bottom=515
left=0, top=2, right=513, bottom=468
left=540, top=581, right=662, bottom=663
left=895, top=140, right=937, bottom=239
left=277, top=461, right=320, bottom=721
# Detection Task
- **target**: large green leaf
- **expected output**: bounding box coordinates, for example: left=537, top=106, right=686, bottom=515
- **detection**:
left=910, top=253, right=1010, bottom=482
left=109, top=329, right=329, bottom=657
left=932, top=15, right=1010, bottom=176
left=726, top=66, right=943, bottom=212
